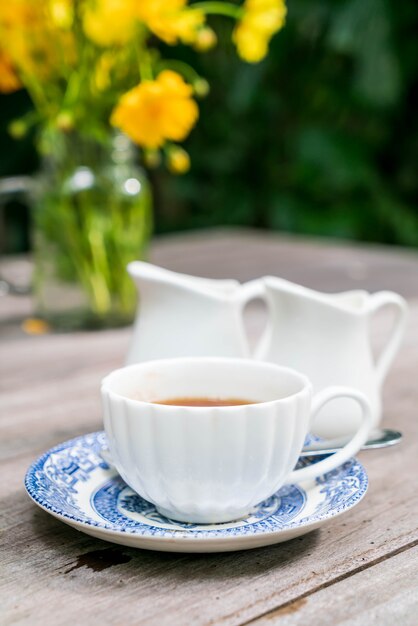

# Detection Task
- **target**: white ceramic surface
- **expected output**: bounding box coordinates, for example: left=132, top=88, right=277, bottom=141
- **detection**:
left=25, top=431, right=369, bottom=553
left=126, top=262, right=260, bottom=364
left=101, top=357, right=372, bottom=524
left=255, top=278, right=407, bottom=438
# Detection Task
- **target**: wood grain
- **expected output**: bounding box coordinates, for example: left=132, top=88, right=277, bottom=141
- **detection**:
left=1, top=231, right=418, bottom=625
left=247, top=544, right=418, bottom=626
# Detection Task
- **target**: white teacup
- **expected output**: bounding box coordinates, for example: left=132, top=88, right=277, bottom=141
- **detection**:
left=101, top=357, right=372, bottom=524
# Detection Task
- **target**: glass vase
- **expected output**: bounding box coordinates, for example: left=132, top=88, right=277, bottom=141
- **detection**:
left=31, top=131, right=152, bottom=330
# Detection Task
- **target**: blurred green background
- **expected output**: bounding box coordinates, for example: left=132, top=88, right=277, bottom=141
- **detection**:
left=1, top=0, right=418, bottom=253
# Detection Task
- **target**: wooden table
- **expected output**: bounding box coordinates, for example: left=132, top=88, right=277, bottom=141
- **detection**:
left=1, top=229, right=418, bottom=625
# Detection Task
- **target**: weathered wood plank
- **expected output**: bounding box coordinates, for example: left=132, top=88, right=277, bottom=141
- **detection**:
left=150, top=230, right=418, bottom=295
left=248, top=544, right=418, bottom=626
left=1, top=310, right=417, bottom=626
left=1, top=233, right=418, bottom=626
left=1, top=439, right=417, bottom=626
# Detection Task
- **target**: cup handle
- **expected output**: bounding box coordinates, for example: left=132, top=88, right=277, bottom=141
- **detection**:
left=285, top=386, right=372, bottom=484
left=368, top=291, right=408, bottom=386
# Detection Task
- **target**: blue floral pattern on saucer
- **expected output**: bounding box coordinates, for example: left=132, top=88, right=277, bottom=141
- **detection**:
left=25, top=431, right=368, bottom=548
left=91, top=478, right=305, bottom=531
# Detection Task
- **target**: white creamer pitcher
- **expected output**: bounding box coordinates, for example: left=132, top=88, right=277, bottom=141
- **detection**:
left=255, top=277, right=407, bottom=438
left=126, top=261, right=259, bottom=364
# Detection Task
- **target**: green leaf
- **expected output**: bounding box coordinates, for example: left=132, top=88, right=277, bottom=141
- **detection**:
left=327, top=0, right=401, bottom=106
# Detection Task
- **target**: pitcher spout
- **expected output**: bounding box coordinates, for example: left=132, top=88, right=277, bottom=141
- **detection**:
left=263, top=276, right=370, bottom=314
left=127, top=260, right=240, bottom=299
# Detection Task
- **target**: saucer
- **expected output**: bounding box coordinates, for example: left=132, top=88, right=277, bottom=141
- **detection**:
left=25, top=432, right=368, bottom=553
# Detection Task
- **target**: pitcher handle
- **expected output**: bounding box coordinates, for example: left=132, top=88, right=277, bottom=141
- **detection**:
left=0, top=176, right=33, bottom=199
left=0, top=176, right=33, bottom=296
left=237, top=279, right=264, bottom=305
left=368, top=291, right=408, bottom=386
left=286, top=386, right=372, bottom=484
left=237, top=279, right=268, bottom=358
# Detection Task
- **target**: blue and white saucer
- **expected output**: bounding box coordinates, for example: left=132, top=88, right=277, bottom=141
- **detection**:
left=25, top=432, right=368, bottom=553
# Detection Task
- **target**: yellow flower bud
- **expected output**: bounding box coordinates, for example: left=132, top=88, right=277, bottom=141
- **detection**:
left=9, top=119, right=27, bottom=139
left=167, top=147, right=191, bottom=175
left=144, top=150, right=162, bottom=169
left=94, top=53, right=114, bottom=92
left=56, top=111, right=74, bottom=132
left=194, top=78, right=210, bottom=98
left=194, top=27, right=217, bottom=52
left=49, top=0, right=73, bottom=29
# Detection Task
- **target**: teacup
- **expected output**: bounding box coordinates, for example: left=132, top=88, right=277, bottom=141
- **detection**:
left=101, top=357, right=372, bottom=524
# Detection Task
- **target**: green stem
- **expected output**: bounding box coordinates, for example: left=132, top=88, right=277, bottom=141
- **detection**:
left=20, top=71, right=54, bottom=120
left=62, top=68, right=82, bottom=109
left=35, top=129, right=152, bottom=324
left=155, top=60, right=201, bottom=83
left=59, top=203, right=111, bottom=317
left=193, top=2, right=243, bottom=18
left=86, top=224, right=112, bottom=313
left=136, top=44, right=154, bottom=81
left=62, top=40, right=95, bottom=111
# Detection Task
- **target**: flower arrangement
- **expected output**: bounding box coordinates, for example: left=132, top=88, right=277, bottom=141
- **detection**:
left=0, top=0, right=287, bottom=172
left=0, top=0, right=286, bottom=329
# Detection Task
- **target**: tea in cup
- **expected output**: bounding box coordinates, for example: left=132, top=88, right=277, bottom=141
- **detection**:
left=101, top=357, right=372, bottom=524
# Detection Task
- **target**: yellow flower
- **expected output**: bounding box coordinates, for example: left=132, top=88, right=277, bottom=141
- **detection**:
left=0, top=49, right=21, bottom=93
left=22, top=318, right=50, bottom=335
left=167, top=147, right=191, bottom=174
left=111, top=70, right=199, bottom=149
left=83, top=0, right=138, bottom=46
left=233, top=0, right=287, bottom=63
left=1, top=5, right=38, bottom=75
left=0, top=1, right=75, bottom=79
left=49, top=0, right=73, bottom=29
left=136, top=0, right=204, bottom=45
